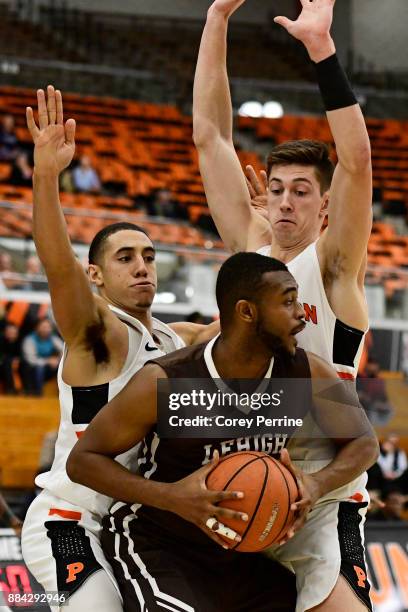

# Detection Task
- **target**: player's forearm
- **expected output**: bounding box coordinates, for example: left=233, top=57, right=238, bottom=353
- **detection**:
left=311, top=435, right=379, bottom=498
left=32, top=172, right=77, bottom=273
left=308, top=39, right=371, bottom=175
left=67, top=450, right=175, bottom=511
left=193, top=7, right=233, bottom=147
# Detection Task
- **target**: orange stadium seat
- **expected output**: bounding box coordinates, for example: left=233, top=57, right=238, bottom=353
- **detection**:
left=1, top=86, right=408, bottom=259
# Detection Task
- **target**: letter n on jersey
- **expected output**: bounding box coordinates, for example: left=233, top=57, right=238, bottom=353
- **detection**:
left=303, top=303, right=318, bottom=325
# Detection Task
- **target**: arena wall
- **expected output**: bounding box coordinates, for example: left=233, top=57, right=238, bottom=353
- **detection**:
left=352, top=0, right=408, bottom=72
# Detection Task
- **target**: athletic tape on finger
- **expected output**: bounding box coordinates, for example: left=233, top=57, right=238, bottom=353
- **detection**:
left=206, top=517, right=237, bottom=540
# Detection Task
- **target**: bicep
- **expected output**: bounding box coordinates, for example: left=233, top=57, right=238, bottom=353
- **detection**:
left=324, top=162, right=373, bottom=273
left=74, top=365, right=163, bottom=458
left=47, top=259, right=101, bottom=344
left=197, top=137, right=262, bottom=252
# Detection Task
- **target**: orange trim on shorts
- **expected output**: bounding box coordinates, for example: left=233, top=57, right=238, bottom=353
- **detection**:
left=350, top=493, right=364, bottom=503
left=338, top=372, right=355, bottom=381
left=48, top=508, right=82, bottom=520
left=76, top=431, right=84, bottom=438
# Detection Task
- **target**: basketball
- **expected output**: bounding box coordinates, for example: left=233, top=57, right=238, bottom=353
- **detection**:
left=206, top=451, right=298, bottom=552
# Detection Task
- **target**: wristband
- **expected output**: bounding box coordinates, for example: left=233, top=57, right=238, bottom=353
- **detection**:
left=315, top=53, right=357, bottom=111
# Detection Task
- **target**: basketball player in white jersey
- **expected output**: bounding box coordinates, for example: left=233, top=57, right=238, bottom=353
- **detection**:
left=193, top=1, right=373, bottom=610
left=21, top=87, right=218, bottom=611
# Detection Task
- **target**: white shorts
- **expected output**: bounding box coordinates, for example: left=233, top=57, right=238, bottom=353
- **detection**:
left=21, top=489, right=123, bottom=612
left=265, top=500, right=372, bottom=612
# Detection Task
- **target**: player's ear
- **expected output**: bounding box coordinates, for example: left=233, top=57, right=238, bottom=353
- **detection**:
left=319, top=191, right=329, bottom=218
left=236, top=299, right=257, bottom=324
left=88, top=263, right=104, bottom=287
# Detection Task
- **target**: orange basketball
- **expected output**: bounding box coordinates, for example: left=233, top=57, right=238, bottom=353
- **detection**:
left=206, top=451, right=298, bottom=552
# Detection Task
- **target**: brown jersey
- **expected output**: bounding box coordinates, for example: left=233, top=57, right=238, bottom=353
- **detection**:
left=131, top=338, right=312, bottom=545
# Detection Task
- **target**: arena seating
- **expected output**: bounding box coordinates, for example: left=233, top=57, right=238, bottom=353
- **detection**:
left=0, top=85, right=407, bottom=271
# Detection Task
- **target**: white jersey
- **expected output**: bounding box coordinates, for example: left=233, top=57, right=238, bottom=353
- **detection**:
left=258, top=241, right=368, bottom=503
left=258, top=241, right=365, bottom=379
left=35, top=306, right=185, bottom=516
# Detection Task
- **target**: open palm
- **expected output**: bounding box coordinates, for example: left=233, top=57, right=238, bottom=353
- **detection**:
left=274, top=0, right=335, bottom=46
left=26, top=86, right=76, bottom=175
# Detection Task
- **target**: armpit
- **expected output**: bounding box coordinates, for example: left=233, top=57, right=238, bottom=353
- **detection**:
left=322, top=248, right=348, bottom=287
left=84, top=313, right=110, bottom=364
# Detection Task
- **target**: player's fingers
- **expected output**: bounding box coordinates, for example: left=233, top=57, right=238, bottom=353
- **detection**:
left=204, top=518, right=241, bottom=543
left=246, top=176, right=257, bottom=199
left=211, top=489, right=244, bottom=503
left=273, top=16, right=294, bottom=31
left=246, top=165, right=265, bottom=195
left=202, top=526, right=232, bottom=549
left=47, top=85, right=57, bottom=125
left=37, top=89, right=49, bottom=130
left=65, top=118, right=76, bottom=145
left=260, top=170, right=268, bottom=190
left=213, top=505, right=248, bottom=523
left=55, top=89, right=63, bottom=125
left=26, top=107, right=39, bottom=139
left=279, top=449, right=300, bottom=485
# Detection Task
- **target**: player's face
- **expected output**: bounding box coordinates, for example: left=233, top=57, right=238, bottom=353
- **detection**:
left=91, top=230, right=157, bottom=311
left=267, top=165, right=328, bottom=246
left=255, top=271, right=306, bottom=356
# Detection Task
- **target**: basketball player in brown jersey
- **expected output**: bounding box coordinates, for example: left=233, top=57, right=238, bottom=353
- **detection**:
left=67, top=253, right=378, bottom=612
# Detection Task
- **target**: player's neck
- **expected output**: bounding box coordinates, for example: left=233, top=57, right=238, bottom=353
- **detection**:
left=213, top=335, right=273, bottom=379
left=107, top=299, right=154, bottom=334
left=269, top=233, right=319, bottom=263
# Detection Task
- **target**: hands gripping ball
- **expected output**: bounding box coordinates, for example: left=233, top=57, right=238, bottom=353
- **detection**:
left=206, top=451, right=298, bottom=552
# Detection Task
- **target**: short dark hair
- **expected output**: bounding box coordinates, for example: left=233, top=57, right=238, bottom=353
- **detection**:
left=88, top=223, right=150, bottom=265
left=216, top=253, right=289, bottom=326
left=266, top=139, right=334, bottom=193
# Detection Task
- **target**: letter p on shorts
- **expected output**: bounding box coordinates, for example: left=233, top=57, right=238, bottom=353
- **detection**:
left=66, top=561, right=85, bottom=583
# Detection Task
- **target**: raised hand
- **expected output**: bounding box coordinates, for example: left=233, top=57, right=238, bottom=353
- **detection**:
left=26, top=85, right=76, bottom=176
left=167, top=451, right=247, bottom=548
left=210, top=0, right=247, bottom=18
left=274, top=0, right=336, bottom=62
left=246, top=165, right=269, bottom=220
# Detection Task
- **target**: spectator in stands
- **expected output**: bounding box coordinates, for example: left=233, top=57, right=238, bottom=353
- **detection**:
left=146, top=188, right=185, bottom=219
left=72, top=155, right=101, bottom=193
left=9, top=151, right=33, bottom=187
left=59, top=168, right=74, bottom=193
left=0, top=323, right=21, bottom=394
left=0, top=114, right=19, bottom=161
left=357, top=357, right=394, bottom=425
left=20, top=318, right=63, bottom=396
left=0, top=249, right=23, bottom=290
left=367, top=488, right=406, bottom=522
left=378, top=434, right=408, bottom=481
left=23, top=254, right=45, bottom=291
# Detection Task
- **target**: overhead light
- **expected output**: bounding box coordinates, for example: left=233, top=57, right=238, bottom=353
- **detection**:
left=239, top=100, right=284, bottom=119
left=263, top=101, right=284, bottom=119
left=238, top=101, right=264, bottom=118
